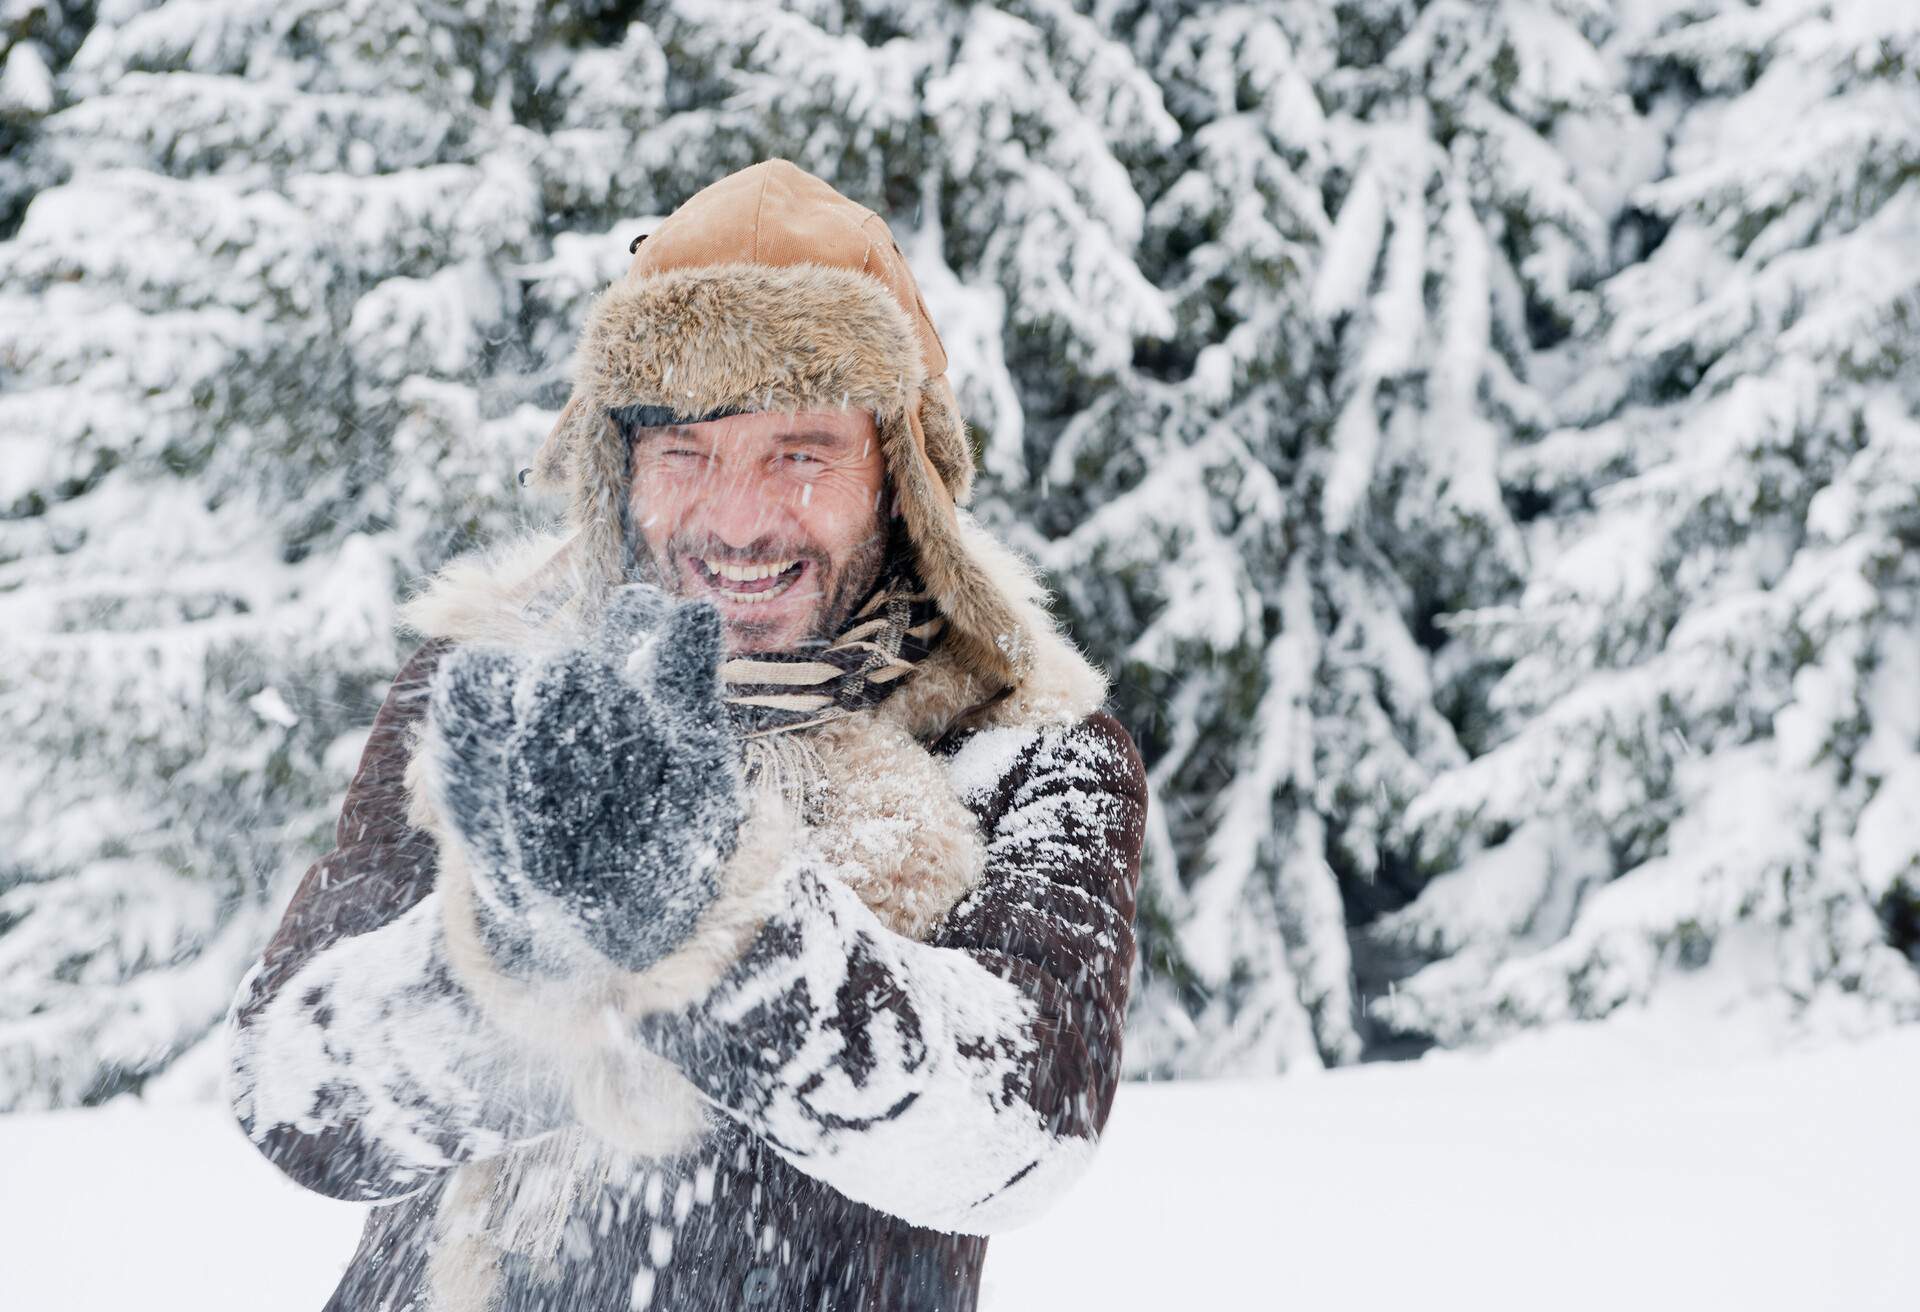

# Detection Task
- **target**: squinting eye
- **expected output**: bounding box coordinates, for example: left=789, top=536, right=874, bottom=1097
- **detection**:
left=785, top=452, right=819, bottom=466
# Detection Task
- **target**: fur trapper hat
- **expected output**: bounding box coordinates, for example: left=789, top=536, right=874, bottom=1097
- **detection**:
left=527, top=159, right=1029, bottom=686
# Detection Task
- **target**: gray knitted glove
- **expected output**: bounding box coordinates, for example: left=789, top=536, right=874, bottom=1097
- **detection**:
left=426, top=586, right=743, bottom=974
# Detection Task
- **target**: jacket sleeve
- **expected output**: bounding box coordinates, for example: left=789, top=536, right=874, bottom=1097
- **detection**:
left=223, top=641, right=571, bottom=1203
left=634, top=711, right=1147, bottom=1234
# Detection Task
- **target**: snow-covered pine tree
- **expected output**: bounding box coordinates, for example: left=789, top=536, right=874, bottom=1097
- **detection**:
left=1, top=2, right=82, bottom=232
left=1372, top=0, right=1920, bottom=1044
left=0, top=0, right=595, bottom=1109
left=1034, top=0, right=1619, bottom=1074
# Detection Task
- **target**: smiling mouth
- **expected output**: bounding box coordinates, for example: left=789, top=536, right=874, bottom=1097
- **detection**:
left=688, top=556, right=810, bottom=605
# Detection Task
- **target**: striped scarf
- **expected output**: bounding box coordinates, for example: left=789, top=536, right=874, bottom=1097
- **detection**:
left=719, top=567, right=946, bottom=739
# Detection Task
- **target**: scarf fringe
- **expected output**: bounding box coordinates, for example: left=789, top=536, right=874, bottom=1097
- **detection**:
left=720, top=563, right=945, bottom=738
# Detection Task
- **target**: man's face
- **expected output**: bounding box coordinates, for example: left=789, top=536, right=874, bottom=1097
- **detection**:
left=627, top=408, right=890, bottom=654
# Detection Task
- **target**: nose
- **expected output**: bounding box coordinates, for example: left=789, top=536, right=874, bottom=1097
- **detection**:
left=694, top=459, right=785, bottom=549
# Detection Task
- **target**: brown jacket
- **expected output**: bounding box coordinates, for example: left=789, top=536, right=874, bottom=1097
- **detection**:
left=226, top=158, right=1147, bottom=1312
left=227, top=634, right=1145, bottom=1310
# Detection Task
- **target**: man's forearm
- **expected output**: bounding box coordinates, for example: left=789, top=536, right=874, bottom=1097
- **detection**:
left=597, top=715, right=1144, bottom=1234
left=226, top=881, right=570, bottom=1202
left=631, top=863, right=1105, bottom=1235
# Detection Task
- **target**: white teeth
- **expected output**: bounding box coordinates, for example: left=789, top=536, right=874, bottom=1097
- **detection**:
left=698, top=558, right=801, bottom=602
left=703, top=558, right=795, bottom=582
left=720, top=586, right=777, bottom=604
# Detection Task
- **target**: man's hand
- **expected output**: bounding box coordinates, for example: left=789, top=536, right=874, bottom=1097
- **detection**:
left=425, top=586, right=743, bottom=973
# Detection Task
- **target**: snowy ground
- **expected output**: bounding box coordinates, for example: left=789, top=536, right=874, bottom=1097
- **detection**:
left=4, top=1021, right=1913, bottom=1312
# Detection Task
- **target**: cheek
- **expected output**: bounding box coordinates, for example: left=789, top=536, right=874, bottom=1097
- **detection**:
left=791, top=479, right=881, bottom=550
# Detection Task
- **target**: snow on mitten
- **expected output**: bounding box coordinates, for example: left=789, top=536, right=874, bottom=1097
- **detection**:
left=425, top=586, right=744, bottom=974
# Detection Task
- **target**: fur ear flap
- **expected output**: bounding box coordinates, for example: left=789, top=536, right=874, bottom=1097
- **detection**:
left=917, top=376, right=975, bottom=506
left=884, top=404, right=1027, bottom=687
left=524, top=394, right=628, bottom=608
left=526, top=391, right=591, bottom=496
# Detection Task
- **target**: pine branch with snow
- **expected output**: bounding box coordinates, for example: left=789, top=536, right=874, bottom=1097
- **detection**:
left=1373, top=0, right=1920, bottom=1045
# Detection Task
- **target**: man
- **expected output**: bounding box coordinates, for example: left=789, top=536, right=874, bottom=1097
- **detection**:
left=225, top=159, right=1147, bottom=1312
